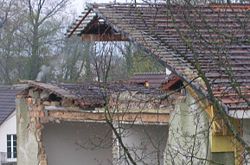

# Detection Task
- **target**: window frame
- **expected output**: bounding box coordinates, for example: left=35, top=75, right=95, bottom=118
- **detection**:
left=6, top=134, right=17, bottom=159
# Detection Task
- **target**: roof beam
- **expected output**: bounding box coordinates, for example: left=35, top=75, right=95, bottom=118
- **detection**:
left=67, top=9, right=92, bottom=38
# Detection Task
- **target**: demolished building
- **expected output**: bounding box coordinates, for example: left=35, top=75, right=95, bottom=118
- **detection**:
left=16, top=80, right=181, bottom=165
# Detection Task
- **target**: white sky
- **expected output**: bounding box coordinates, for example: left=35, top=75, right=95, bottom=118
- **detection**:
left=70, top=0, right=131, bottom=15
left=70, top=0, right=85, bottom=14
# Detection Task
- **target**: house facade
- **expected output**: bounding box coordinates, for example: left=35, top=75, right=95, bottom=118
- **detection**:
left=0, top=111, right=16, bottom=165
left=0, top=85, right=24, bottom=165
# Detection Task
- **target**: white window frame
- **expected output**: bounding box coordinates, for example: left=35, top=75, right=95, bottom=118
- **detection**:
left=7, top=134, right=17, bottom=160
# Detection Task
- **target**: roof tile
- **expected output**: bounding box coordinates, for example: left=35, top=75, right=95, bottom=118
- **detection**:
left=0, top=85, right=25, bottom=125
left=68, top=3, right=250, bottom=115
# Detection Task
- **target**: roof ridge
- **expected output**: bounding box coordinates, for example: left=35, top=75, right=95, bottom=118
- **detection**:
left=89, top=2, right=250, bottom=9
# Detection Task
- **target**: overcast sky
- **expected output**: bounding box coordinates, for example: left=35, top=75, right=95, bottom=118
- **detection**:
left=70, top=0, right=85, bottom=14
left=70, top=0, right=131, bottom=15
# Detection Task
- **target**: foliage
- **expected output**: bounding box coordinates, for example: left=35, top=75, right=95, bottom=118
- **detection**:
left=131, top=47, right=164, bottom=74
left=0, top=0, right=163, bottom=84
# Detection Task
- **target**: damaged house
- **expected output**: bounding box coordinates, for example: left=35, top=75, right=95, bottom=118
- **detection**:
left=16, top=79, right=181, bottom=165
left=64, top=2, right=250, bottom=165
left=17, top=2, right=250, bottom=165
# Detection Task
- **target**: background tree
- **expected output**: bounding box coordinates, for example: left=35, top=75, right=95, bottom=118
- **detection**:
left=0, top=0, right=70, bottom=83
left=0, top=0, right=25, bottom=84
left=23, top=0, right=68, bottom=80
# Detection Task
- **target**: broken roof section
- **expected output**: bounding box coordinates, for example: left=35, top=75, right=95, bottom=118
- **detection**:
left=67, top=3, right=250, bottom=118
left=19, top=80, right=172, bottom=125
left=0, top=85, right=25, bottom=125
left=66, top=6, right=127, bottom=41
left=22, top=80, right=168, bottom=110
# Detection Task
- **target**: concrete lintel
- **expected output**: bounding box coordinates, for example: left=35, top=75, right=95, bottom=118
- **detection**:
left=46, top=110, right=169, bottom=125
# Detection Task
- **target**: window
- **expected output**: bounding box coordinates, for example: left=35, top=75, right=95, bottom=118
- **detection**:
left=7, top=134, right=17, bottom=159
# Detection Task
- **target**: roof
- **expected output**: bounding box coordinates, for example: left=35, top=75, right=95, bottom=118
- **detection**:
left=0, top=85, right=25, bottom=125
left=128, top=72, right=182, bottom=90
left=67, top=3, right=250, bottom=118
left=129, top=72, right=166, bottom=88
left=23, top=80, right=166, bottom=109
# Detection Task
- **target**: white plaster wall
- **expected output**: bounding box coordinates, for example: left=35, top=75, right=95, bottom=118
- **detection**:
left=165, top=94, right=209, bottom=164
left=0, top=111, right=16, bottom=162
left=43, top=122, right=112, bottom=165
left=118, top=124, right=168, bottom=165
left=243, top=119, right=250, bottom=145
left=243, top=119, right=250, bottom=163
left=0, top=111, right=16, bottom=153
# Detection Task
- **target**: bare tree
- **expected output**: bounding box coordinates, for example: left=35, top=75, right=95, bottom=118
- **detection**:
left=0, top=0, right=70, bottom=84
left=0, top=0, right=25, bottom=84
left=23, top=0, right=68, bottom=79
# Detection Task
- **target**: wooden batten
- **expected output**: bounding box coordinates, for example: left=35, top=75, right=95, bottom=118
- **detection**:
left=81, top=34, right=128, bottom=41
